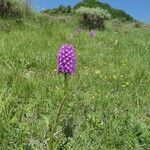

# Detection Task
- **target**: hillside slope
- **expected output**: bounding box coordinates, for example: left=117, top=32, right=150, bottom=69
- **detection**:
left=0, top=15, right=150, bottom=149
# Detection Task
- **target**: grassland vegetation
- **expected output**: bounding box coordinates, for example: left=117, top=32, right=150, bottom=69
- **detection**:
left=0, top=1, right=150, bottom=150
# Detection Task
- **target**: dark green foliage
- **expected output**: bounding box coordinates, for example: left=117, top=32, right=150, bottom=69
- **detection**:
left=0, top=0, right=32, bottom=18
left=58, top=5, right=67, bottom=13
left=99, top=3, right=133, bottom=21
left=23, top=144, right=32, bottom=150
left=67, top=5, right=71, bottom=13
left=83, top=0, right=98, bottom=4
left=0, top=0, right=12, bottom=17
left=110, top=8, right=134, bottom=22
left=74, top=1, right=100, bottom=9
left=43, top=5, right=72, bottom=15
left=57, top=117, right=75, bottom=150
left=74, top=1, right=134, bottom=22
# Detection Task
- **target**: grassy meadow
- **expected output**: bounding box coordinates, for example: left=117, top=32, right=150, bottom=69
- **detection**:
left=0, top=15, right=150, bottom=149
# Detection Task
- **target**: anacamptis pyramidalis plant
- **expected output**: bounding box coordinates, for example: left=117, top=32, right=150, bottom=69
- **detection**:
left=49, top=44, right=76, bottom=150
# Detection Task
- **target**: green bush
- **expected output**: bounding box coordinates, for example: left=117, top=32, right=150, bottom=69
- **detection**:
left=58, top=5, right=67, bottom=13
left=0, top=0, right=32, bottom=18
left=76, top=7, right=111, bottom=30
left=43, top=5, right=73, bottom=15
left=134, top=21, right=142, bottom=28
left=67, top=5, right=71, bottom=13
left=74, top=1, right=134, bottom=22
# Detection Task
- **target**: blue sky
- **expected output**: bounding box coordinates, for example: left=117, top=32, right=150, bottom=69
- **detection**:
left=30, top=0, right=150, bottom=23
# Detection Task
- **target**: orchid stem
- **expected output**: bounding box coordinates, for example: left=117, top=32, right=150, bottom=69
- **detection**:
left=49, top=73, right=68, bottom=150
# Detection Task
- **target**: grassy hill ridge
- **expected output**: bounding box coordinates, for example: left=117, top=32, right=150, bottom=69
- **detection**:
left=43, top=1, right=134, bottom=22
left=74, top=1, right=134, bottom=22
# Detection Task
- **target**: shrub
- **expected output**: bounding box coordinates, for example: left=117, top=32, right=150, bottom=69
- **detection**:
left=58, top=5, right=67, bottom=13
left=74, top=1, right=100, bottom=9
left=76, top=7, right=111, bottom=30
left=0, top=0, right=32, bottom=18
left=74, top=2, right=134, bottom=22
left=83, top=0, right=98, bottom=5
left=134, top=22, right=142, bottom=28
left=43, top=5, right=73, bottom=15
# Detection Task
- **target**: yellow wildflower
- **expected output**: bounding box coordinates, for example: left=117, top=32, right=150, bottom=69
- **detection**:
left=92, top=96, right=95, bottom=99
left=120, top=75, right=124, bottom=78
left=113, top=75, right=117, bottom=79
left=122, top=85, right=126, bottom=88
left=95, top=70, right=100, bottom=74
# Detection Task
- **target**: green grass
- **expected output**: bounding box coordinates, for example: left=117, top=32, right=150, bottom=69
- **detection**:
left=0, top=16, right=150, bottom=150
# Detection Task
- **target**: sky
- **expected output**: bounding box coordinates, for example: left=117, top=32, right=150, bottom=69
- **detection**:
left=30, top=0, right=150, bottom=23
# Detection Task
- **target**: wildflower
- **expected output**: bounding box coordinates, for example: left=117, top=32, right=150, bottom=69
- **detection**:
left=122, top=82, right=129, bottom=88
left=122, top=85, right=126, bottom=88
left=95, top=70, right=100, bottom=74
left=114, top=39, right=118, bottom=45
left=113, top=75, right=117, bottom=79
left=89, top=30, right=96, bottom=37
left=57, top=44, right=76, bottom=74
left=120, top=75, right=124, bottom=78
left=100, top=75, right=103, bottom=78
left=104, top=76, right=107, bottom=79
left=50, top=44, right=76, bottom=149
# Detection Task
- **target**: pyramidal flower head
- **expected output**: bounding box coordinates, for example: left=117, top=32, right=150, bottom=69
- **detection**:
left=57, top=44, right=76, bottom=75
